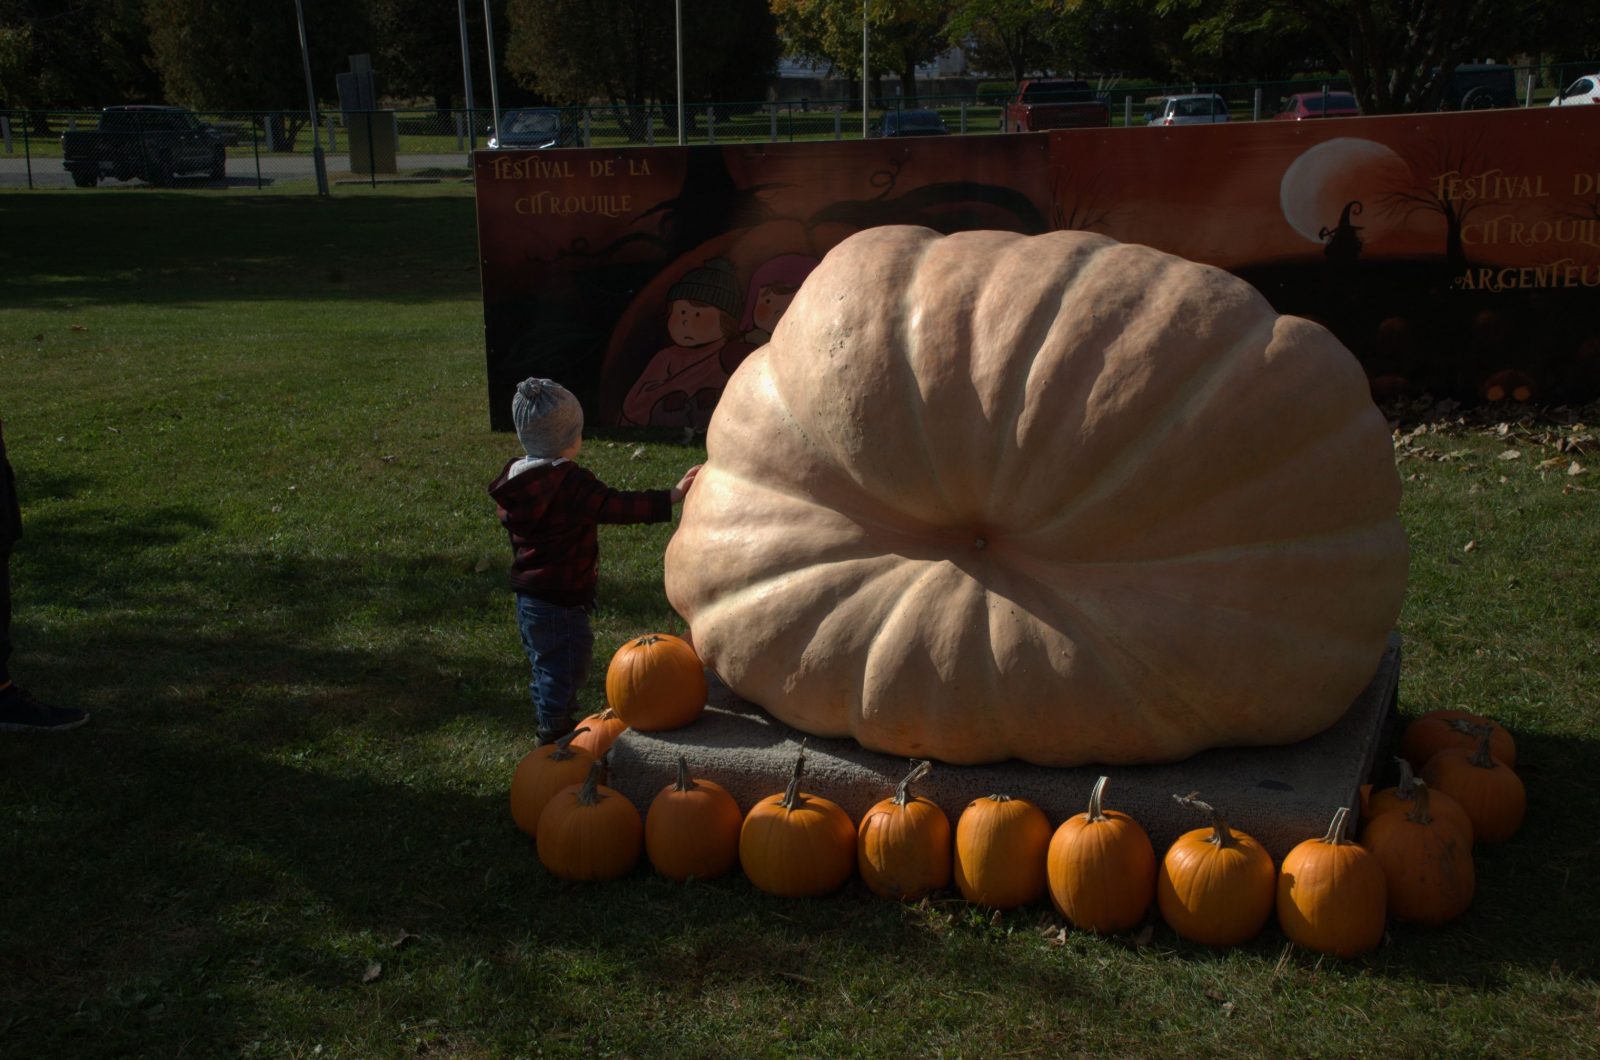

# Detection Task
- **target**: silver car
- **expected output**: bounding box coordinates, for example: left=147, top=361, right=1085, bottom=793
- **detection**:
left=1146, top=94, right=1230, bottom=126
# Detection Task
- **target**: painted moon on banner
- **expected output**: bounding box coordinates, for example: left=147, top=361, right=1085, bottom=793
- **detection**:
left=1279, top=138, right=1409, bottom=245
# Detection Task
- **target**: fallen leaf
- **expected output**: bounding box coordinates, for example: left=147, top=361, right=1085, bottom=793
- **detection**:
left=1463, top=540, right=1477, bottom=553
left=1498, top=449, right=1521, bottom=461
left=1538, top=457, right=1565, bottom=470
left=69, top=324, right=88, bottom=332
left=390, top=930, right=418, bottom=949
left=362, top=961, right=382, bottom=983
left=1570, top=461, right=1586, bottom=477
left=630, top=446, right=646, bottom=459
left=474, top=556, right=493, bottom=573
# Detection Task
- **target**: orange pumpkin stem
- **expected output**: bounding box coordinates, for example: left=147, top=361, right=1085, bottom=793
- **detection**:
left=673, top=754, right=697, bottom=793
left=893, top=760, right=933, bottom=807
left=1085, top=776, right=1111, bottom=823
left=1465, top=723, right=1499, bottom=769
left=779, top=742, right=808, bottom=811
left=1319, top=806, right=1353, bottom=846
left=1172, top=792, right=1238, bottom=848
left=575, top=759, right=606, bottom=806
left=549, top=726, right=591, bottom=760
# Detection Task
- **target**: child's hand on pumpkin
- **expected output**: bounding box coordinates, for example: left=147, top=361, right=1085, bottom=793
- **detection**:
left=670, top=464, right=702, bottom=504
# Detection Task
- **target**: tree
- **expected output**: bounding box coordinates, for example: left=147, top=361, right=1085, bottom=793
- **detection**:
left=144, top=0, right=369, bottom=112
left=1163, top=0, right=1553, bottom=112
left=368, top=0, right=525, bottom=111
left=948, top=0, right=1069, bottom=83
left=0, top=0, right=161, bottom=110
left=505, top=0, right=779, bottom=125
left=772, top=0, right=955, bottom=104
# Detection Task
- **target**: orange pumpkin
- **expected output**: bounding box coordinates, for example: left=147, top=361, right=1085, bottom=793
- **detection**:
left=1400, top=710, right=1515, bottom=770
left=604, top=633, right=708, bottom=732
left=570, top=707, right=629, bottom=759
left=1366, top=757, right=1474, bottom=845
left=1046, top=776, right=1156, bottom=934
left=1420, top=725, right=1526, bottom=844
left=1361, top=781, right=1474, bottom=925
left=645, top=756, right=743, bottom=882
left=739, top=745, right=857, bottom=897
left=665, top=226, right=1406, bottom=766
left=953, top=794, right=1051, bottom=911
left=857, top=760, right=952, bottom=901
left=536, top=759, right=643, bottom=881
left=508, top=728, right=595, bottom=837
left=1276, top=807, right=1387, bottom=957
left=1156, top=794, right=1276, bottom=947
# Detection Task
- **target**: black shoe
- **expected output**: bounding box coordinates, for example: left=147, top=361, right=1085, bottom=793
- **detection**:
left=534, top=722, right=575, bottom=748
left=0, top=686, right=90, bottom=732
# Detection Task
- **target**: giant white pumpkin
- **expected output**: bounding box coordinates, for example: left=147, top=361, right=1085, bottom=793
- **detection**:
left=664, top=226, right=1407, bottom=766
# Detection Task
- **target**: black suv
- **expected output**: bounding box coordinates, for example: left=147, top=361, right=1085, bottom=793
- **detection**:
left=1438, top=64, right=1518, bottom=110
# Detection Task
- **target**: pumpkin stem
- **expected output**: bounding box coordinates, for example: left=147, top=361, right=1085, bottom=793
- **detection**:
left=987, top=794, right=1014, bottom=804
left=1405, top=780, right=1434, bottom=826
left=1172, top=792, right=1237, bottom=848
left=1320, top=806, right=1353, bottom=845
left=1392, top=756, right=1418, bottom=797
left=893, top=760, right=932, bottom=807
left=1465, top=723, right=1499, bottom=768
left=674, top=754, right=696, bottom=793
left=779, top=740, right=808, bottom=811
left=575, top=759, right=606, bottom=806
left=1085, top=776, right=1111, bottom=823
left=549, top=726, right=591, bottom=760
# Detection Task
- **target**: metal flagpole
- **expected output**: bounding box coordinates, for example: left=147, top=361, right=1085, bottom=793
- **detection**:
left=457, top=0, right=478, bottom=150
left=861, top=1, right=869, bottom=138
left=675, top=0, right=686, bottom=144
left=482, top=0, right=502, bottom=139
left=292, top=0, right=328, bottom=195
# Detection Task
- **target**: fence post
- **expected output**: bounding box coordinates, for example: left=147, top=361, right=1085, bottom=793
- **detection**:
left=366, top=111, right=377, bottom=189
left=252, top=113, right=263, bottom=189
left=769, top=104, right=778, bottom=142
left=2, top=114, right=10, bottom=153
left=1124, top=96, right=1133, bottom=126
left=1524, top=69, right=1534, bottom=107
left=22, top=112, right=32, bottom=190
left=706, top=105, right=715, bottom=144
left=392, top=111, right=400, bottom=153
left=959, top=101, right=967, bottom=134
left=834, top=107, right=841, bottom=140
left=1253, top=87, right=1261, bottom=121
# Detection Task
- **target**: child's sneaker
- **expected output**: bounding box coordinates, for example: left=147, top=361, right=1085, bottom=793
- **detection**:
left=534, top=721, right=575, bottom=748
left=0, top=685, right=89, bottom=732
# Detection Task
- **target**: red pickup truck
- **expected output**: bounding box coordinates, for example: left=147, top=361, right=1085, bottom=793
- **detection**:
left=1002, top=79, right=1111, bottom=132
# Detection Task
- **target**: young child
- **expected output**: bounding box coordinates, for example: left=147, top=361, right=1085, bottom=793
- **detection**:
left=489, top=378, right=699, bottom=745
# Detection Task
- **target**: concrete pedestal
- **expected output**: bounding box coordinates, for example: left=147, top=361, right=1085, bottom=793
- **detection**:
left=609, top=633, right=1399, bottom=861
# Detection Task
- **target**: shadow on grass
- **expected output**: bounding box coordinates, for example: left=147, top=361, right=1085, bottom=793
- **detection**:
left=0, top=192, right=480, bottom=309
left=2, top=493, right=1596, bottom=1051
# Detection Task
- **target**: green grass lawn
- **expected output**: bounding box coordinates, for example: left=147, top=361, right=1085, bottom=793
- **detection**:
left=2, top=189, right=1598, bottom=1057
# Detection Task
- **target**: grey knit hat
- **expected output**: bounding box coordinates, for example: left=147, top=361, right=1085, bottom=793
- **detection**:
left=512, top=377, right=583, bottom=458
left=667, top=257, right=741, bottom=318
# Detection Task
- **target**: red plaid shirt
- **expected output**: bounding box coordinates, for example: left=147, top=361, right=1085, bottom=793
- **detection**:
left=489, top=457, right=672, bottom=606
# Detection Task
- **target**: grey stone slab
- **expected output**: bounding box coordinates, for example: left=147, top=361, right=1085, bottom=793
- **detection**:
left=608, top=633, right=1400, bottom=862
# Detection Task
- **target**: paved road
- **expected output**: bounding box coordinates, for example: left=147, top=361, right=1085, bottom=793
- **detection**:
left=0, top=151, right=474, bottom=190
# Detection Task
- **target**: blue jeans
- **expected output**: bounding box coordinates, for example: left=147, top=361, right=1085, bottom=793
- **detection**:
left=515, top=594, right=594, bottom=736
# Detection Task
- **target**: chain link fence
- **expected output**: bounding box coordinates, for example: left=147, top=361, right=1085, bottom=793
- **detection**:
left=2, top=63, right=1592, bottom=192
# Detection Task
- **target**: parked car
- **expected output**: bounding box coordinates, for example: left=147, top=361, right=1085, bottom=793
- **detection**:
left=1438, top=63, right=1518, bottom=110
left=1273, top=91, right=1362, bottom=120
left=487, top=107, right=578, bottom=149
left=1549, top=73, right=1600, bottom=106
left=60, top=105, right=226, bottom=187
left=1145, top=94, right=1230, bottom=126
left=872, top=109, right=951, bottom=138
left=1002, top=79, right=1110, bottom=132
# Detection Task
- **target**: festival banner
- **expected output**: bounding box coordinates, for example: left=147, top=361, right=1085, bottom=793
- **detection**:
left=475, top=108, right=1600, bottom=428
